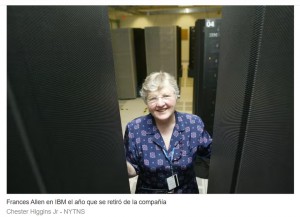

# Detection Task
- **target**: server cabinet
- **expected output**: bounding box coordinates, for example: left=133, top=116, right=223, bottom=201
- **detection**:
left=188, top=26, right=196, bottom=77
left=208, top=6, right=293, bottom=193
left=133, top=29, right=147, bottom=91
left=111, top=28, right=138, bottom=99
left=111, top=28, right=147, bottom=99
left=176, top=27, right=183, bottom=79
left=193, top=19, right=221, bottom=136
left=7, top=6, right=130, bottom=193
left=145, top=26, right=182, bottom=81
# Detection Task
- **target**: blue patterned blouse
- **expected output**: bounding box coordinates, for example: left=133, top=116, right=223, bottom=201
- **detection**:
left=124, top=111, right=212, bottom=194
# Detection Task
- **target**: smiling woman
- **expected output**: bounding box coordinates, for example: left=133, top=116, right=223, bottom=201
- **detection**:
left=142, top=73, right=178, bottom=126
left=124, top=71, right=212, bottom=193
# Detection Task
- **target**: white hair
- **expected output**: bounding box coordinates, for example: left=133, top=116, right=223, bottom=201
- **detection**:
left=139, top=71, right=180, bottom=103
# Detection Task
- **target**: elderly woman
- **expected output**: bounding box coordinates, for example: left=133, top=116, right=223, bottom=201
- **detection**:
left=124, top=72, right=212, bottom=193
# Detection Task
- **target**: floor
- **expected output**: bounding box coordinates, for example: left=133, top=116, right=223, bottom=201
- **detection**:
left=118, top=65, right=208, bottom=194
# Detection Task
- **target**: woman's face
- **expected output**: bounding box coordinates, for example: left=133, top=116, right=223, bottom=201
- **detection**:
left=146, top=87, right=177, bottom=123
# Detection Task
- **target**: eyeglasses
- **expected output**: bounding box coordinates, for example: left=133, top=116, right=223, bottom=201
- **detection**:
left=147, top=94, right=174, bottom=105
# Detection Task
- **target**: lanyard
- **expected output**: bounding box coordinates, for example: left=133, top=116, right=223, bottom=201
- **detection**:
left=162, top=147, right=175, bottom=174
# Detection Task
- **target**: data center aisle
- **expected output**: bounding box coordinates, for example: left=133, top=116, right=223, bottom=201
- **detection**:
left=118, top=67, right=208, bottom=194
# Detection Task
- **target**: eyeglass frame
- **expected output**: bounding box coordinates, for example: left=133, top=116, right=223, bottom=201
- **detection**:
left=146, top=93, right=179, bottom=105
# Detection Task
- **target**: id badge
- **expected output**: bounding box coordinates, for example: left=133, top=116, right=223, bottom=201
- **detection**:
left=166, top=174, right=179, bottom=191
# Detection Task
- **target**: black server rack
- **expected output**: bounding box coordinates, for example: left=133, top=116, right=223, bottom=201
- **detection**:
left=193, top=19, right=221, bottom=136
left=192, top=19, right=221, bottom=179
left=177, top=26, right=183, bottom=80
left=7, top=6, right=130, bottom=193
left=133, top=29, right=147, bottom=91
left=188, top=26, right=196, bottom=77
left=208, top=6, right=293, bottom=193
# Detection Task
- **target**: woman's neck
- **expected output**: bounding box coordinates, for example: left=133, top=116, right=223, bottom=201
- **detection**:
left=155, top=113, right=176, bottom=151
left=155, top=113, right=176, bottom=133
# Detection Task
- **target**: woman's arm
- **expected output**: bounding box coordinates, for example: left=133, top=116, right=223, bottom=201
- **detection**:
left=124, top=124, right=139, bottom=178
left=126, top=161, right=137, bottom=178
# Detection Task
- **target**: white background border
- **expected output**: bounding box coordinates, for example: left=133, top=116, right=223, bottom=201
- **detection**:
left=1, top=1, right=298, bottom=217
